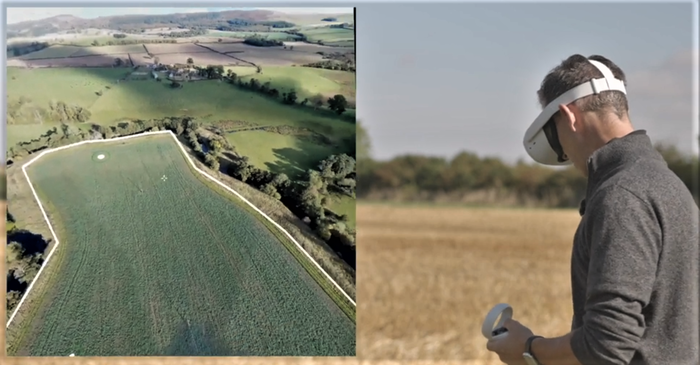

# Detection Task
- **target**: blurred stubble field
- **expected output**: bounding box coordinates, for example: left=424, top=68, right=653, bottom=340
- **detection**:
left=357, top=203, right=581, bottom=364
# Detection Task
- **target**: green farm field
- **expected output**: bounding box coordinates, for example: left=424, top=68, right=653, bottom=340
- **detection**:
left=238, top=66, right=356, bottom=103
left=301, top=28, right=354, bottom=47
left=7, top=67, right=127, bottom=108
left=227, top=130, right=342, bottom=179
left=8, top=134, right=355, bottom=356
left=16, top=45, right=83, bottom=59
left=7, top=67, right=355, bottom=168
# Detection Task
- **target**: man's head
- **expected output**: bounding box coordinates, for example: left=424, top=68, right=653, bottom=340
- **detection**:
left=535, top=54, right=635, bottom=176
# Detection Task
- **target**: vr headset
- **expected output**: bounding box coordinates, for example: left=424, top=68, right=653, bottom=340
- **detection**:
left=523, top=59, right=627, bottom=165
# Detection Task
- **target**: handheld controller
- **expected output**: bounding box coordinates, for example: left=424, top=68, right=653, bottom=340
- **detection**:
left=481, top=303, right=513, bottom=340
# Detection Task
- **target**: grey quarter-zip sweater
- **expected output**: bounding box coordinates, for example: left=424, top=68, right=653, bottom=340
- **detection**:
left=568, top=130, right=699, bottom=365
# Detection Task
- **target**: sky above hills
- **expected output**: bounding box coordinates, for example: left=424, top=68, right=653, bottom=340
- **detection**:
left=6, top=7, right=353, bottom=24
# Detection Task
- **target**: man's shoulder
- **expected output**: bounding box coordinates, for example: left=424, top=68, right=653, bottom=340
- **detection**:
left=598, top=157, right=689, bottom=204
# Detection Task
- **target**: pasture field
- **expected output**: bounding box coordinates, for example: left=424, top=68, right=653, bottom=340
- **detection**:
left=357, top=203, right=579, bottom=362
left=6, top=67, right=126, bottom=109
left=225, top=65, right=259, bottom=77
left=226, top=130, right=342, bottom=179
left=87, top=78, right=355, bottom=135
left=153, top=52, right=238, bottom=66
left=200, top=43, right=326, bottom=67
left=69, top=44, right=148, bottom=57
left=143, top=42, right=210, bottom=54
left=8, top=135, right=355, bottom=356
left=301, top=28, right=354, bottom=47
left=238, top=66, right=356, bottom=103
left=16, top=45, right=84, bottom=59
left=21, top=54, right=135, bottom=68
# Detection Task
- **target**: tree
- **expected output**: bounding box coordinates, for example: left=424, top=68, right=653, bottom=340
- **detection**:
left=327, top=94, right=348, bottom=115
left=210, top=139, right=223, bottom=155
left=356, top=122, right=372, bottom=161
left=283, top=89, right=298, bottom=104
left=7, top=291, right=22, bottom=313
left=204, top=152, right=220, bottom=171
left=310, top=93, right=325, bottom=110
left=261, top=183, right=281, bottom=200
left=6, top=241, right=24, bottom=264
left=187, top=57, right=194, bottom=64
left=321, top=154, right=355, bottom=178
left=271, top=173, right=290, bottom=190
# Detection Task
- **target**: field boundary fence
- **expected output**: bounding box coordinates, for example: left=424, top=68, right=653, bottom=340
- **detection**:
left=7, top=130, right=355, bottom=329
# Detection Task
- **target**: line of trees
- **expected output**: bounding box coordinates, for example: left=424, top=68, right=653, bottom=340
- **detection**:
left=219, top=19, right=295, bottom=30
left=160, top=28, right=208, bottom=38
left=7, top=41, right=50, bottom=57
left=242, top=35, right=284, bottom=47
left=303, top=60, right=355, bottom=73
left=356, top=123, right=699, bottom=207
left=6, top=97, right=92, bottom=125
left=88, top=38, right=177, bottom=47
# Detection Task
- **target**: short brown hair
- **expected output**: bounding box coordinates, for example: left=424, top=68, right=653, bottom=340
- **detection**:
left=537, top=54, right=629, bottom=119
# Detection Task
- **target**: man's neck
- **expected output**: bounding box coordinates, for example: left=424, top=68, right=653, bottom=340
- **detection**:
left=582, top=115, right=634, bottom=163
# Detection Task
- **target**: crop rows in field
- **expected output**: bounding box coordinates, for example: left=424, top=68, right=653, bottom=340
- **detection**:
left=11, top=133, right=355, bottom=356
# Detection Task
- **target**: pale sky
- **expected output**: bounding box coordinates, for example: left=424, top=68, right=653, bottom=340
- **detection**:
left=5, top=7, right=353, bottom=24
left=356, top=2, right=698, bottom=162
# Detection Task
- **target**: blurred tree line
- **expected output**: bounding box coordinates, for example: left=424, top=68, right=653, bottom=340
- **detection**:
left=356, top=123, right=699, bottom=208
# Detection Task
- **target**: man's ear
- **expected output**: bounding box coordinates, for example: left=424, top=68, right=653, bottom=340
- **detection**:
left=558, top=103, right=578, bottom=132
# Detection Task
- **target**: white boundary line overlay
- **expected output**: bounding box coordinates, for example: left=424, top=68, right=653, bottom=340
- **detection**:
left=6, top=130, right=356, bottom=329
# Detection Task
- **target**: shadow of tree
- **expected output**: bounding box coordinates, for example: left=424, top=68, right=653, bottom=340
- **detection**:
left=7, top=273, right=28, bottom=293
left=7, top=229, right=50, bottom=257
left=264, top=147, right=313, bottom=179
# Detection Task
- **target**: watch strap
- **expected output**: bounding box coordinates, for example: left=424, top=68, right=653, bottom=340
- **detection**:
left=524, top=335, right=544, bottom=363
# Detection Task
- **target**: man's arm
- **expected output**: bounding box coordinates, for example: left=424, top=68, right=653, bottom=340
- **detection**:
left=534, top=187, right=661, bottom=365
left=531, top=332, right=581, bottom=365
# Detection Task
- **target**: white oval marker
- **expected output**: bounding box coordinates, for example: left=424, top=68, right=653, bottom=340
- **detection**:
left=97, top=154, right=105, bottom=160
left=481, top=303, right=513, bottom=340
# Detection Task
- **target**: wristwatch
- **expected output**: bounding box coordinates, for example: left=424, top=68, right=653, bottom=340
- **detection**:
left=522, top=335, right=544, bottom=365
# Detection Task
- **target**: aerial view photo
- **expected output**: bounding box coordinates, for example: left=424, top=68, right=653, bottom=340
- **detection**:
left=5, top=7, right=356, bottom=356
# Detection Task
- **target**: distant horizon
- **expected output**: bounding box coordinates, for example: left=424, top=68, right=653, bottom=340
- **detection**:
left=6, top=7, right=354, bottom=25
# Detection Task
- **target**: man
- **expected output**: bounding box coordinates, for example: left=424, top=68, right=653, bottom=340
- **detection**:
left=486, top=54, right=699, bottom=365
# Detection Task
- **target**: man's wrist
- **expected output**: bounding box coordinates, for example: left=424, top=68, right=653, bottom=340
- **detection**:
left=530, top=337, right=545, bottom=364
left=525, top=335, right=545, bottom=364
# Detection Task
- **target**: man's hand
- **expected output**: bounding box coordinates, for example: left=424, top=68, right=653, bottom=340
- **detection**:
left=486, top=318, right=534, bottom=365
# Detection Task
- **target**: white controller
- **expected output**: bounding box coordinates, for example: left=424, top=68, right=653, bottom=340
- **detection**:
left=481, top=303, right=513, bottom=340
